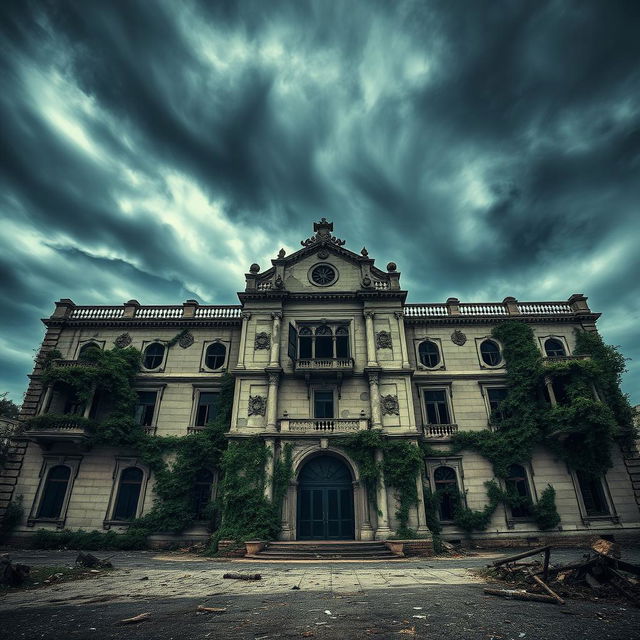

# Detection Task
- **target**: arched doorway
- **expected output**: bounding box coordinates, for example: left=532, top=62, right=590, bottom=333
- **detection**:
left=297, top=456, right=355, bottom=540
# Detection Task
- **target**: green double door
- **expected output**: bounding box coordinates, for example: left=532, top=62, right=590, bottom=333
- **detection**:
left=297, top=457, right=355, bottom=540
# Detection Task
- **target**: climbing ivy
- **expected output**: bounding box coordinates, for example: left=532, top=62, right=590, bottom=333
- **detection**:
left=211, top=440, right=293, bottom=548
left=336, top=430, right=423, bottom=535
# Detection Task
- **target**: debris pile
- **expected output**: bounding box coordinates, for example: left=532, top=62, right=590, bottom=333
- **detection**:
left=0, top=554, right=30, bottom=587
left=75, top=552, right=113, bottom=569
left=484, top=540, right=640, bottom=607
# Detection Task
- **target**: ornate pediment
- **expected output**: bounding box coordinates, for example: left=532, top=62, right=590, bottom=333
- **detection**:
left=300, top=218, right=346, bottom=248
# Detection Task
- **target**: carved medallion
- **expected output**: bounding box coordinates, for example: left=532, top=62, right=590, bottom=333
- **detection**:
left=317, top=249, right=329, bottom=259
left=380, top=394, right=400, bottom=416
left=114, top=333, right=132, bottom=348
left=248, top=395, right=267, bottom=416
left=254, top=332, right=271, bottom=350
left=451, top=330, right=467, bottom=346
left=361, top=275, right=372, bottom=287
left=178, top=331, right=194, bottom=349
left=376, top=330, right=393, bottom=349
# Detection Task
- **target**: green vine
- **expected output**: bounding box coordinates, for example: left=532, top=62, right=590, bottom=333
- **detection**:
left=337, top=430, right=423, bottom=535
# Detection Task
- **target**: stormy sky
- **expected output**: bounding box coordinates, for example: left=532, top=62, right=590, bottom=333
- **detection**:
left=1, top=0, right=639, bottom=405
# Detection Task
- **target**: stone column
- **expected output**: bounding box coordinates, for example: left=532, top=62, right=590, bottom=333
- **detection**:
left=414, top=471, right=430, bottom=536
left=39, top=385, right=53, bottom=416
left=265, top=371, right=280, bottom=432
left=236, top=312, right=251, bottom=369
left=394, top=311, right=410, bottom=369
left=269, top=312, right=282, bottom=367
left=374, top=449, right=391, bottom=539
left=359, top=482, right=374, bottom=541
left=264, top=438, right=275, bottom=501
left=364, top=311, right=378, bottom=367
left=368, top=373, right=382, bottom=429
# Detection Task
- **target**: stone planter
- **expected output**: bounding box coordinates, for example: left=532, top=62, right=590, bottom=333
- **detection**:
left=245, top=540, right=265, bottom=555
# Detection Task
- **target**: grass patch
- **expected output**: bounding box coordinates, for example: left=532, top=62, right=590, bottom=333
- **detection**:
left=0, top=564, right=114, bottom=593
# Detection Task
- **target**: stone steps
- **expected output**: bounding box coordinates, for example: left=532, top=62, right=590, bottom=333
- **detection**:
left=250, top=541, right=402, bottom=560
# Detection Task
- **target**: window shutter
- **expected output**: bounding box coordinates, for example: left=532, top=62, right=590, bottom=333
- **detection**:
left=288, top=323, right=298, bottom=360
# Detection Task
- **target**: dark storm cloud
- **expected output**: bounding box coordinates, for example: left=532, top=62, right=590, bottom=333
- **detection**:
left=1, top=0, right=639, bottom=403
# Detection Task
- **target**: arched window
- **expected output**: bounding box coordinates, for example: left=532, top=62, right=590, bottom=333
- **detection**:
left=205, top=343, right=226, bottom=370
left=113, top=467, right=143, bottom=521
left=434, top=466, right=459, bottom=521
left=192, top=469, right=214, bottom=519
left=419, top=341, right=440, bottom=368
left=480, top=340, right=502, bottom=366
left=506, top=464, right=532, bottom=518
left=78, top=342, right=100, bottom=361
left=335, top=327, right=350, bottom=358
left=315, top=325, right=333, bottom=358
left=37, top=465, right=71, bottom=519
left=299, top=327, right=313, bottom=359
left=544, top=338, right=566, bottom=358
left=143, top=343, right=165, bottom=370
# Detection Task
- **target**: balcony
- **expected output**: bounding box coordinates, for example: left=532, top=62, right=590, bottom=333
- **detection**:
left=293, top=358, right=355, bottom=375
left=423, top=423, right=458, bottom=441
left=542, top=355, right=591, bottom=364
left=24, top=414, right=94, bottom=447
left=279, top=418, right=369, bottom=434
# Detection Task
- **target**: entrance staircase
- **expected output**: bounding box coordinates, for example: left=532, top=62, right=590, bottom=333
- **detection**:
left=247, top=541, right=402, bottom=560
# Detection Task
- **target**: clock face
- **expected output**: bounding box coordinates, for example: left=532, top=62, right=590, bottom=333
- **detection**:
left=310, top=263, right=337, bottom=286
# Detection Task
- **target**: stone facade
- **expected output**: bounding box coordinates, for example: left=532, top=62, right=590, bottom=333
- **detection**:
left=2, top=219, right=639, bottom=544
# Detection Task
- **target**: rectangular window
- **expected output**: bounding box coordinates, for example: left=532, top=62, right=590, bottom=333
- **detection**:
left=487, top=388, right=509, bottom=420
left=424, top=390, right=450, bottom=424
left=314, top=391, right=334, bottom=419
left=196, top=392, right=220, bottom=426
left=134, top=391, right=157, bottom=427
left=577, top=471, right=610, bottom=516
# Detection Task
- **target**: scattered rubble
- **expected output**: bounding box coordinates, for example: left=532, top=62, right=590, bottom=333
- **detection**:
left=75, top=552, right=113, bottom=569
left=483, top=539, right=640, bottom=607
left=0, top=554, right=30, bottom=587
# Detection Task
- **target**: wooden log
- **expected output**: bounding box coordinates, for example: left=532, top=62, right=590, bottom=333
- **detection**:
left=543, top=547, right=551, bottom=582
left=491, top=546, right=551, bottom=568
left=222, top=572, right=261, bottom=581
left=529, top=572, right=565, bottom=605
left=483, top=588, right=560, bottom=604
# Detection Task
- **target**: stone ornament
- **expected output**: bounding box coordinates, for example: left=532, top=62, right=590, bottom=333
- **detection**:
left=254, top=332, right=271, bottom=350
left=361, top=275, right=372, bottom=287
left=248, top=395, right=267, bottom=416
left=178, top=331, right=194, bottom=349
left=451, top=330, right=467, bottom=346
left=317, top=249, right=329, bottom=259
left=380, top=394, right=400, bottom=415
left=376, top=330, right=393, bottom=349
left=274, top=274, right=284, bottom=289
left=114, top=333, right=132, bottom=348
left=301, top=218, right=346, bottom=247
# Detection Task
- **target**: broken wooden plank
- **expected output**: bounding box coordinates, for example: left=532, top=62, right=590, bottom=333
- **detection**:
left=591, top=538, right=621, bottom=559
left=196, top=605, right=226, bottom=614
left=483, top=588, right=560, bottom=604
left=119, top=613, right=150, bottom=624
left=491, top=546, right=551, bottom=568
left=605, top=566, right=640, bottom=608
left=529, top=572, right=565, bottom=605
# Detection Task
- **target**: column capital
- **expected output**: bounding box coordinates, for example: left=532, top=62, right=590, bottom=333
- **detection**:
left=241, top=311, right=252, bottom=320
left=363, top=310, right=375, bottom=320
left=394, top=310, right=404, bottom=319
left=271, top=311, right=283, bottom=320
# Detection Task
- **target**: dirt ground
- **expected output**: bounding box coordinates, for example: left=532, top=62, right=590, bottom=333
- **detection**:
left=1, top=547, right=639, bottom=639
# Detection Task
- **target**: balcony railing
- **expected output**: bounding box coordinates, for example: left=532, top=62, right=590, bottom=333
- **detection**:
left=293, top=358, right=355, bottom=373
left=423, top=423, right=458, bottom=440
left=279, top=418, right=369, bottom=433
left=542, top=355, right=591, bottom=364
left=25, top=414, right=94, bottom=446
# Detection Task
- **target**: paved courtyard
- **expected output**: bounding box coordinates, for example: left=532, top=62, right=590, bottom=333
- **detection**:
left=1, top=548, right=639, bottom=639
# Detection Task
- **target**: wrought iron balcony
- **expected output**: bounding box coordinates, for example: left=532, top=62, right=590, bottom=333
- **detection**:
left=279, top=417, right=369, bottom=434
left=423, top=423, right=458, bottom=441
left=293, top=358, right=355, bottom=374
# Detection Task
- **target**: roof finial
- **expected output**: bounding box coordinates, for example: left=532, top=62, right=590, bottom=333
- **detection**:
left=301, top=219, right=346, bottom=248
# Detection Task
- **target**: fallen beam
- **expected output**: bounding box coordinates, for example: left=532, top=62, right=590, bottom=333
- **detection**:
left=491, top=546, right=551, bottom=568
left=483, top=588, right=561, bottom=604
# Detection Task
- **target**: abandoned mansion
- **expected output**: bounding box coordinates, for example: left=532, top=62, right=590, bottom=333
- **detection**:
left=2, top=219, right=638, bottom=549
